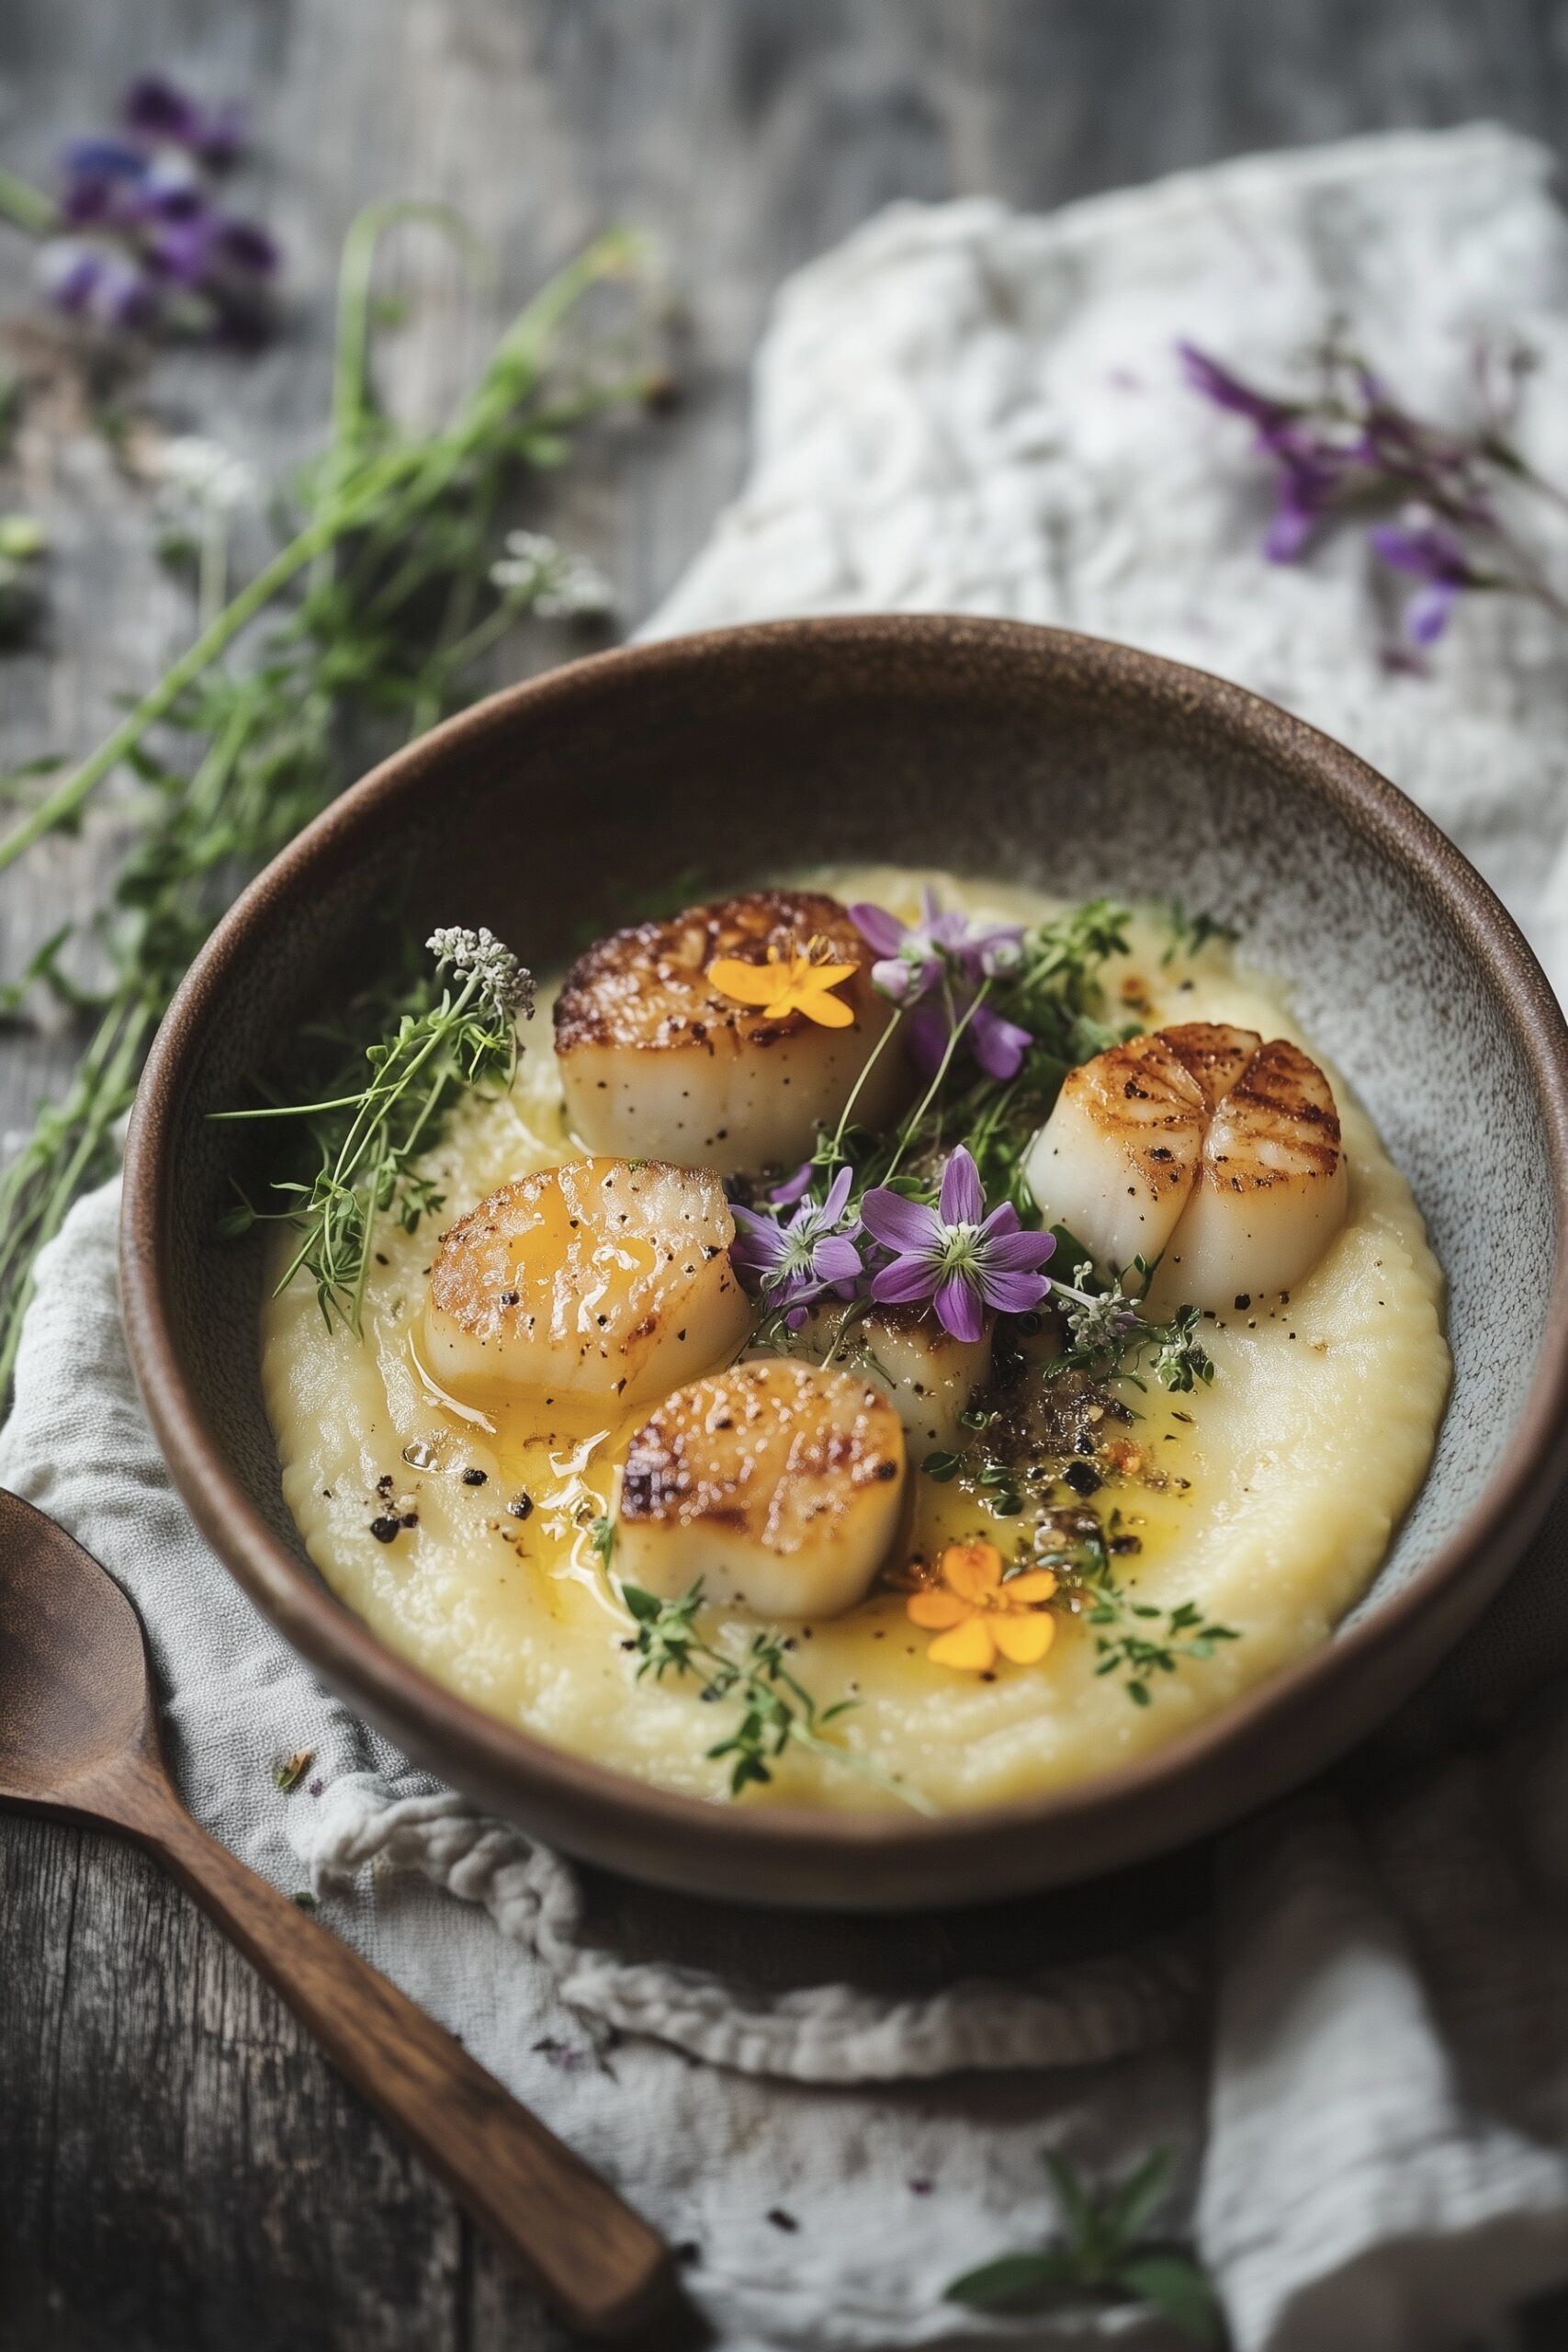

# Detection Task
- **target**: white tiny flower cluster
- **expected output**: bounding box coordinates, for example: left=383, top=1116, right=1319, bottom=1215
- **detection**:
left=426, top=925, right=536, bottom=1026
left=1060, top=1261, right=1141, bottom=1354
left=488, top=528, right=614, bottom=620
left=157, top=435, right=260, bottom=513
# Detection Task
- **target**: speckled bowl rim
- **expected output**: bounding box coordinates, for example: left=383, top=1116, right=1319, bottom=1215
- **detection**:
left=121, top=616, right=1568, bottom=1908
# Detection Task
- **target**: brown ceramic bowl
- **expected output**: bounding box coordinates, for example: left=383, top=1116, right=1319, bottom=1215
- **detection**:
left=121, top=616, right=1568, bottom=1909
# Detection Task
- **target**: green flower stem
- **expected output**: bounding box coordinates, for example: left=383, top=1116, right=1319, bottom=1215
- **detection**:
left=0, top=989, right=152, bottom=1392
left=197, top=501, right=229, bottom=633
left=0, top=468, right=412, bottom=877
left=0, top=229, right=638, bottom=885
left=826, top=1001, right=904, bottom=1163
left=881, top=977, right=990, bottom=1185
left=331, top=198, right=491, bottom=451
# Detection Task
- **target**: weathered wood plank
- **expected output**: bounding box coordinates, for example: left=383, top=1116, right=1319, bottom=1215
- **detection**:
left=0, top=1815, right=463, bottom=2352
left=5, top=5, right=1568, bottom=2348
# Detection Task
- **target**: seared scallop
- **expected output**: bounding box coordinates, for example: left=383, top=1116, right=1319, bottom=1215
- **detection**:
left=1021, top=1029, right=1214, bottom=1272
left=553, top=890, right=904, bottom=1175
left=755, top=1301, right=994, bottom=1454
left=615, top=1358, right=907, bottom=1619
left=421, top=1158, right=751, bottom=1411
left=1025, top=1021, right=1347, bottom=1309
left=1145, top=1037, right=1348, bottom=1314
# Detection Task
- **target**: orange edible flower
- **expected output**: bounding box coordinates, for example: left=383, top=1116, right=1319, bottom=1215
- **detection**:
left=708, top=936, right=859, bottom=1029
left=907, top=1539, right=1058, bottom=1672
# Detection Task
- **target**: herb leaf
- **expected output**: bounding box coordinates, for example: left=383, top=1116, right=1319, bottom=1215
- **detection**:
left=620, top=1578, right=931, bottom=1812
left=945, top=2143, right=1222, bottom=2342
left=943, top=2250, right=1076, bottom=2309
left=1160, top=899, right=1239, bottom=967
left=1117, top=2255, right=1224, bottom=2343
left=214, top=928, right=530, bottom=1332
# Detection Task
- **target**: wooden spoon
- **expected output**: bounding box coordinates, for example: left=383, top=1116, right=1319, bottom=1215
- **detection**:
left=0, top=1488, right=684, bottom=2343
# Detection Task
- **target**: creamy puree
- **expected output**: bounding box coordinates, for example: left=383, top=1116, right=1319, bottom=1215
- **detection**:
left=262, top=869, right=1450, bottom=1812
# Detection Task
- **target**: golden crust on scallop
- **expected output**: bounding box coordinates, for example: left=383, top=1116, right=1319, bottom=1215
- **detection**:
left=1158, top=1021, right=1262, bottom=1111
left=554, top=890, right=878, bottom=1053
left=616, top=1358, right=907, bottom=1619
left=422, top=1157, right=750, bottom=1410
left=1200, top=1035, right=1342, bottom=1192
left=621, top=1358, right=902, bottom=1533
left=1055, top=1031, right=1207, bottom=1204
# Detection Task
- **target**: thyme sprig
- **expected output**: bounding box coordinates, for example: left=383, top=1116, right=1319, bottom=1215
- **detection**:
left=622, top=1578, right=931, bottom=1811
left=215, top=928, right=531, bottom=1332
left=1055, top=1261, right=1215, bottom=1394
left=1086, top=1588, right=1240, bottom=1709
left=0, top=203, right=654, bottom=1393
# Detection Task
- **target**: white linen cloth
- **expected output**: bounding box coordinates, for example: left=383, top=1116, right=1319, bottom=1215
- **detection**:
left=6, top=123, right=1568, bottom=2349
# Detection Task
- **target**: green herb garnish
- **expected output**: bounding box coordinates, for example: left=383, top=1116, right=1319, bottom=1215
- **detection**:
left=1087, top=1586, right=1240, bottom=1708
left=1160, top=898, right=1239, bottom=967
left=621, top=1579, right=931, bottom=1810
left=1055, top=1261, right=1216, bottom=1393
left=946, top=2144, right=1222, bottom=2344
left=214, top=927, right=530, bottom=1331
left=589, top=1513, right=616, bottom=1570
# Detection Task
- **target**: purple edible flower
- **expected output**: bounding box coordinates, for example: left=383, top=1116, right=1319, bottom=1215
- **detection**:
left=1179, top=332, right=1555, bottom=656
left=730, top=1164, right=863, bottom=1326
left=39, top=74, right=276, bottom=345
left=37, top=239, right=157, bottom=328
left=1180, top=339, right=1358, bottom=562
left=859, top=1147, right=1055, bottom=1344
left=767, top=1160, right=816, bottom=1207
left=907, top=989, right=1032, bottom=1083
left=1369, top=506, right=1480, bottom=645
left=852, top=888, right=1023, bottom=999
left=122, top=74, right=247, bottom=167
left=850, top=890, right=1032, bottom=1081
left=1178, top=341, right=1297, bottom=434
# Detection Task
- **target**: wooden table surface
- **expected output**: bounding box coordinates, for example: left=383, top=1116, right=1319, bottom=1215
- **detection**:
left=6, top=6, right=1568, bottom=2346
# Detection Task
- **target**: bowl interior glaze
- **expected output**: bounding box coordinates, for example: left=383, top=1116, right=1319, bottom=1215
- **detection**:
left=121, top=617, right=1568, bottom=1907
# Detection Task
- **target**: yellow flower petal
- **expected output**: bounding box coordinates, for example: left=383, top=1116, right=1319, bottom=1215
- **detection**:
left=942, top=1540, right=1004, bottom=1605
left=991, top=1611, right=1056, bottom=1666
left=908, top=1589, right=972, bottom=1630
left=708, top=951, right=860, bottom=1026
left=708, top=956, right=785, bottom=1007
left=796, top=984, right=856, bottom=1029
left=1003, top=1567, right=1058, bottom=1605
left=927, top=1615, right=998, bottom=1672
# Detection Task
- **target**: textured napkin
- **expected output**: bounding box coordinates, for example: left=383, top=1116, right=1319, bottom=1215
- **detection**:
left=7, top=124, right=1568, bottom=2350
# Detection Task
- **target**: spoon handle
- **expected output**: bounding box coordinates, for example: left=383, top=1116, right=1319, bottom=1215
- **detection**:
left=143, top=1796, right=674, bottom=2340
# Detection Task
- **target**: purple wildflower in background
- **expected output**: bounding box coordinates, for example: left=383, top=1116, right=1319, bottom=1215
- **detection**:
left=859, top=1147, right=1055, bottom=1344
left=1177, top=331, right=1568, bottom=655
left=1179, top=339, right=1356, bottom=561
left=730, top=1164, right=863, bottom=1327
left=851, top=891, right=1032, bottom=1081
left=1178, top=342, right=1296, bottom=433
left=37, top=74, right=276, bottom=342
left=122, top=74, right=247, bottom=166
left=1368, top=507, right=1482, bottom=646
